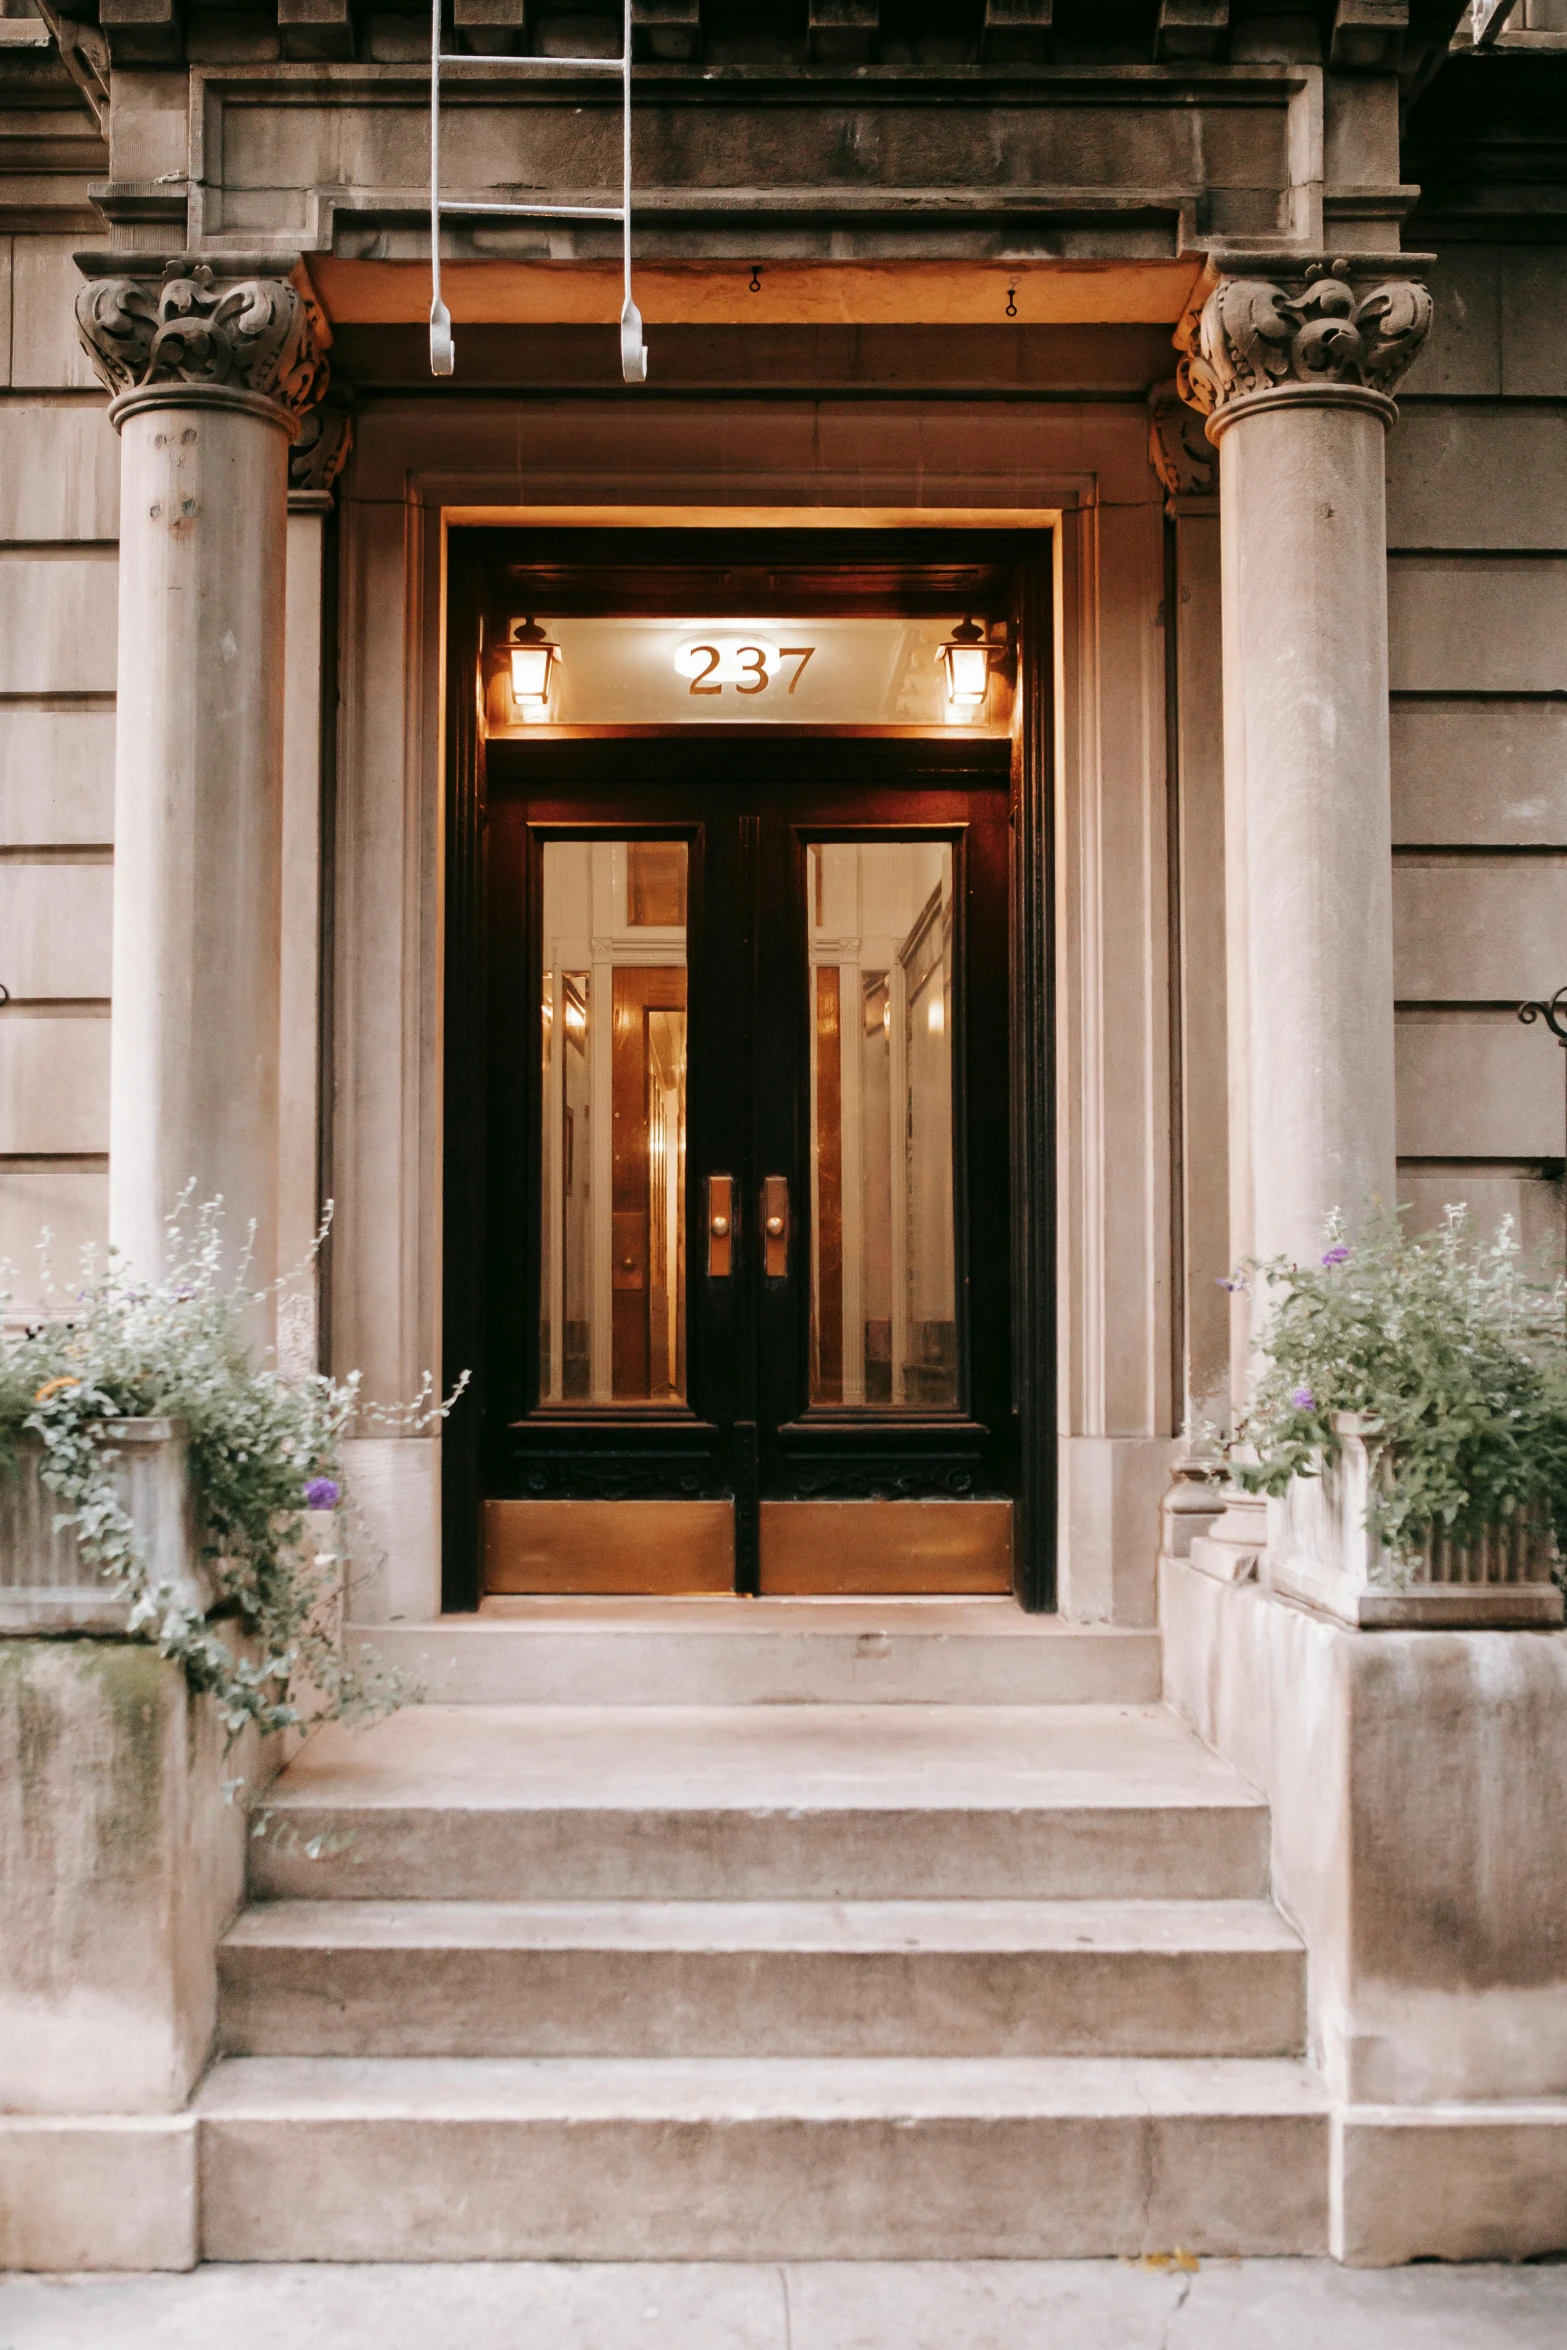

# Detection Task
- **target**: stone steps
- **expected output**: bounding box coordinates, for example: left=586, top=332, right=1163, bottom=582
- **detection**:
left=194, top=2053, right=1331, bottom=2262
left=347, top=1599, right=1163, bottom=1707
left=218, top=1895, right=1305, bottom=2059
left=249, top=1702, right=1270, bottom=1901
left=217, top=1674, right=1325, bottom=2259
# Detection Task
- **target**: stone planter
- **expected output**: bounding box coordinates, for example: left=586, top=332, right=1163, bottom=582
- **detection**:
left=1267, top=1413, right=1565, bottom=1629
left=0, top=1418, right=217, bottom=1634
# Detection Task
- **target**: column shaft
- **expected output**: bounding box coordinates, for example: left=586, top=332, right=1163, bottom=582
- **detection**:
left=1219, top=394, right=1398, bottom=1268
left=110, top=396, right=291, bottom=1296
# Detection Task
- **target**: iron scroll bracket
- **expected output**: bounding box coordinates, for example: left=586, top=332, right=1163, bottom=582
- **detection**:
left=428, top=0, right=646, bottom=385
left=1518, top=987, right=1567, bottom=1049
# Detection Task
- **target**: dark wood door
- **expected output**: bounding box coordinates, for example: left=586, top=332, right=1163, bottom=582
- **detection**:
left=475, top=734, right=1015, bottom=1594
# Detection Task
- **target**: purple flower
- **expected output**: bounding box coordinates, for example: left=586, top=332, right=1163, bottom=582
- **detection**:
left=1291, top=1386, right=1316, bottom=1412
left=1321, top=1245, right=1350, bottom=1267
left=1216, top=1270, right=1249, bottom=1294
left=304, top=1476, right=341, bottom=1512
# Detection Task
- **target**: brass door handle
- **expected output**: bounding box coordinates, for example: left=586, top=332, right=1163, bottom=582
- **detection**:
left=707, top=1175, right=734, bottom=1278
left=763, top=1175, right=789, bottom=1277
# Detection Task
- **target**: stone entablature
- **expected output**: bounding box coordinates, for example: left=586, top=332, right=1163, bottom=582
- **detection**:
left=1176, top=255, right=1434, bottom=434
left=93, top=55, right=1365, bottom=264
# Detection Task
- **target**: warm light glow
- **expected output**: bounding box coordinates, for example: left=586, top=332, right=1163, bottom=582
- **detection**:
left=565, top=998, right=587, bottom=1033
left=945, top=644, right=990, bottom=702
left=937, top=616, right=992, bottom=709
left=927, top=996, right=945, bottom=1035
left=510, top=643, right=554, bottom=703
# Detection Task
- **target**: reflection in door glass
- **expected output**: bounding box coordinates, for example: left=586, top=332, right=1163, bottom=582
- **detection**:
left=808, top=842, right=957, bottom=1408
left=540, top=841, right=688, bottom=1404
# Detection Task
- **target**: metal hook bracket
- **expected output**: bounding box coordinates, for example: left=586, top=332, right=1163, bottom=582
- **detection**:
left=429, top=0, right=646, bottom=384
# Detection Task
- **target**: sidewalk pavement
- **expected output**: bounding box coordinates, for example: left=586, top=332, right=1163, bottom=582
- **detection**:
left=2, top=2259, right=1566, bottom=2349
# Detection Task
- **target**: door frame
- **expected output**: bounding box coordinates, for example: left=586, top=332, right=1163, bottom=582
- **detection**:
left=440, top=526, right=1057, bottom=1610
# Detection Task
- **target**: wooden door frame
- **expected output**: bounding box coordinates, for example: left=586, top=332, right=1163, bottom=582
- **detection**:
left=440, top=526, right=1057, bottom=1610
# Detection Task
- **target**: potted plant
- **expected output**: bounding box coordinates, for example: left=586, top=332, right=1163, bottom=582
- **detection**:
left=1229, top=1208, right=1567, bottom=1628
left=0, top=1199, right=443, bottom=1733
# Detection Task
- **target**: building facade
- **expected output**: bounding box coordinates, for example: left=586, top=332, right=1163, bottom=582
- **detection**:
left=3, top=0, right=1567, bottom=2274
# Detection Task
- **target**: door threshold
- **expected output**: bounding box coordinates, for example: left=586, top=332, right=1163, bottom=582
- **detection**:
left=469, top=1593, right=1055, bottom=1627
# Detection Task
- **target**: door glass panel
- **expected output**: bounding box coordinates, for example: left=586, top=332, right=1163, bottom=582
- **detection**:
left=540, top=840, right=688, bottom=1405
left=807, top=842, right=957, bottom=1409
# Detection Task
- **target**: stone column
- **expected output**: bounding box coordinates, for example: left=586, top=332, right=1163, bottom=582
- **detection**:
left=1177, top=259, right=1431, bottom=1295
left=75, top=261, right=328, bottom=1311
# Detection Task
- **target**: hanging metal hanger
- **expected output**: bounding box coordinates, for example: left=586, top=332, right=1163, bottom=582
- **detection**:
left=429, top=0, right=647, bottom=384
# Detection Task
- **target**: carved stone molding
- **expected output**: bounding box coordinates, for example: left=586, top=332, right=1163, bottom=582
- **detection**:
left=1148, top=379, right=1217, bottom=502
left=1177, top=258, right=1433, bottom=434
left=75, top=261, right=328, bottom=432
left=289, top=386, right=354, bottom=507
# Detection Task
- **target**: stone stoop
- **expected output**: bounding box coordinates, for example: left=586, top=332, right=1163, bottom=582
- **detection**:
left=190, top=1612, right=1331, bottom=2259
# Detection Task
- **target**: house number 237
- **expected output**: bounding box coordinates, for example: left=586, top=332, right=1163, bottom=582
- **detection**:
left=674, top=639, right=816, bottom=696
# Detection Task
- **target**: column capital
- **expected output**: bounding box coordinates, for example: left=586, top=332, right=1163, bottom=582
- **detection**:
left=1175, top=255, right=1433, bottom=442
left=289, top=387, right=354, bottom=512
left=74, top=258, right=329, bottom=440
left=1148, top=379, right=1217, bottom=505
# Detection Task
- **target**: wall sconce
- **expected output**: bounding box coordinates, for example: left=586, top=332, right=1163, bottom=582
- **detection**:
left=937, top=616, right=992, bottom=707
left=508, top=617, right=560, bottom=711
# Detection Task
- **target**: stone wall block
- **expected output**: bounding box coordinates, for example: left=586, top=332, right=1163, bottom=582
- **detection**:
left=0, top=2116, right=197, bottom=2270
left=0, top=863, right=113, bottom=999
left=10, top=238, right=103, bottom=391
left=1391, top=703, right=1567, bottom=847
left=0, top=403, right=121, bottom=543
left=1395, top=1011, right=1562, bottom=1160
left=0, top=560, right=117, bottom=696
left=0, top=1017, right=109, bottom=1155
left=0, top=1641, right=267, bottom=2114
left=1390, top=555, right=1567, bottom=696
left=1392, top=858, right=1567, bottom=1003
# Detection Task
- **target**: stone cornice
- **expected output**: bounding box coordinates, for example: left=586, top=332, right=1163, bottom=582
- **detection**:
left=74, top=258, right=327, bottom=433
left=1175, top=256, right=1433, bottom=438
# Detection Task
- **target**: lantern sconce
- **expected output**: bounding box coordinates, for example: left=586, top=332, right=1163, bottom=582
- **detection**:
left=937, top=616, right=994, bottom=708
left=507, top=617, right=561, bottom=713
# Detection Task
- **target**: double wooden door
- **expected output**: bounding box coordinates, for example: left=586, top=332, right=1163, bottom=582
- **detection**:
left=471, top=734, right=1016, bottom=1594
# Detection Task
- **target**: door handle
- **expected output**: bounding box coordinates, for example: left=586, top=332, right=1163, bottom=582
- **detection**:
left=707, top=1174, right=734, bottom=1279
left=762, top=1175, right=789, bottom=1278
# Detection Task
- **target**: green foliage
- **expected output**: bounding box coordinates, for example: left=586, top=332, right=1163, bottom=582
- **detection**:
left=1231, top=1207, right=1567, bottom=1568
left=0, top=1199, right=449, bottom=1738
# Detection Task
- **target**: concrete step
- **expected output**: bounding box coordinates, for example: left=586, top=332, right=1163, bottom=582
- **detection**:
left=194, top=2053, right=1330, bottom=2260
left=349, top=1599, right=1162, bottom=1707
left=218, top=1894, right=1305, bottom=2060
left=248, top=1703, right=1271, bottom=1902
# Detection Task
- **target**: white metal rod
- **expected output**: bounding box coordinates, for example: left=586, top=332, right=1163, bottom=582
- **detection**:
left=438, top=52, right=622, bottom=67
left=622, top=0, right=632, bottom=312
left=441, top=200, right=626, bottom=219
left=428, top=0, right=453, bottom=370
left=430, top=0, right=442, bottom=313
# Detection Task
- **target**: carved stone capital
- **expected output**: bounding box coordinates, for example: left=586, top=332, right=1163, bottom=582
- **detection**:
left=75, top=261, right=328, bottom=436
left=289, top=386, right=354, bottom=508
left=1148, top=379, right=1217, bottom=502
left=1176, top=257, right=1432, bottom=437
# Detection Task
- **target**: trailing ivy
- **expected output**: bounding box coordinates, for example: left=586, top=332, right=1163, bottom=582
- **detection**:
left=0, top=1198, right=454, bottom=1737
left=1230, top=1206, right=1567, bottom=1572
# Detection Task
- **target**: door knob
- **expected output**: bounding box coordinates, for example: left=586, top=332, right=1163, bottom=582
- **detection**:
left=706, top=1175, right=734, bottom=1278
left=763, top=1176, right=789, bottom=1277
